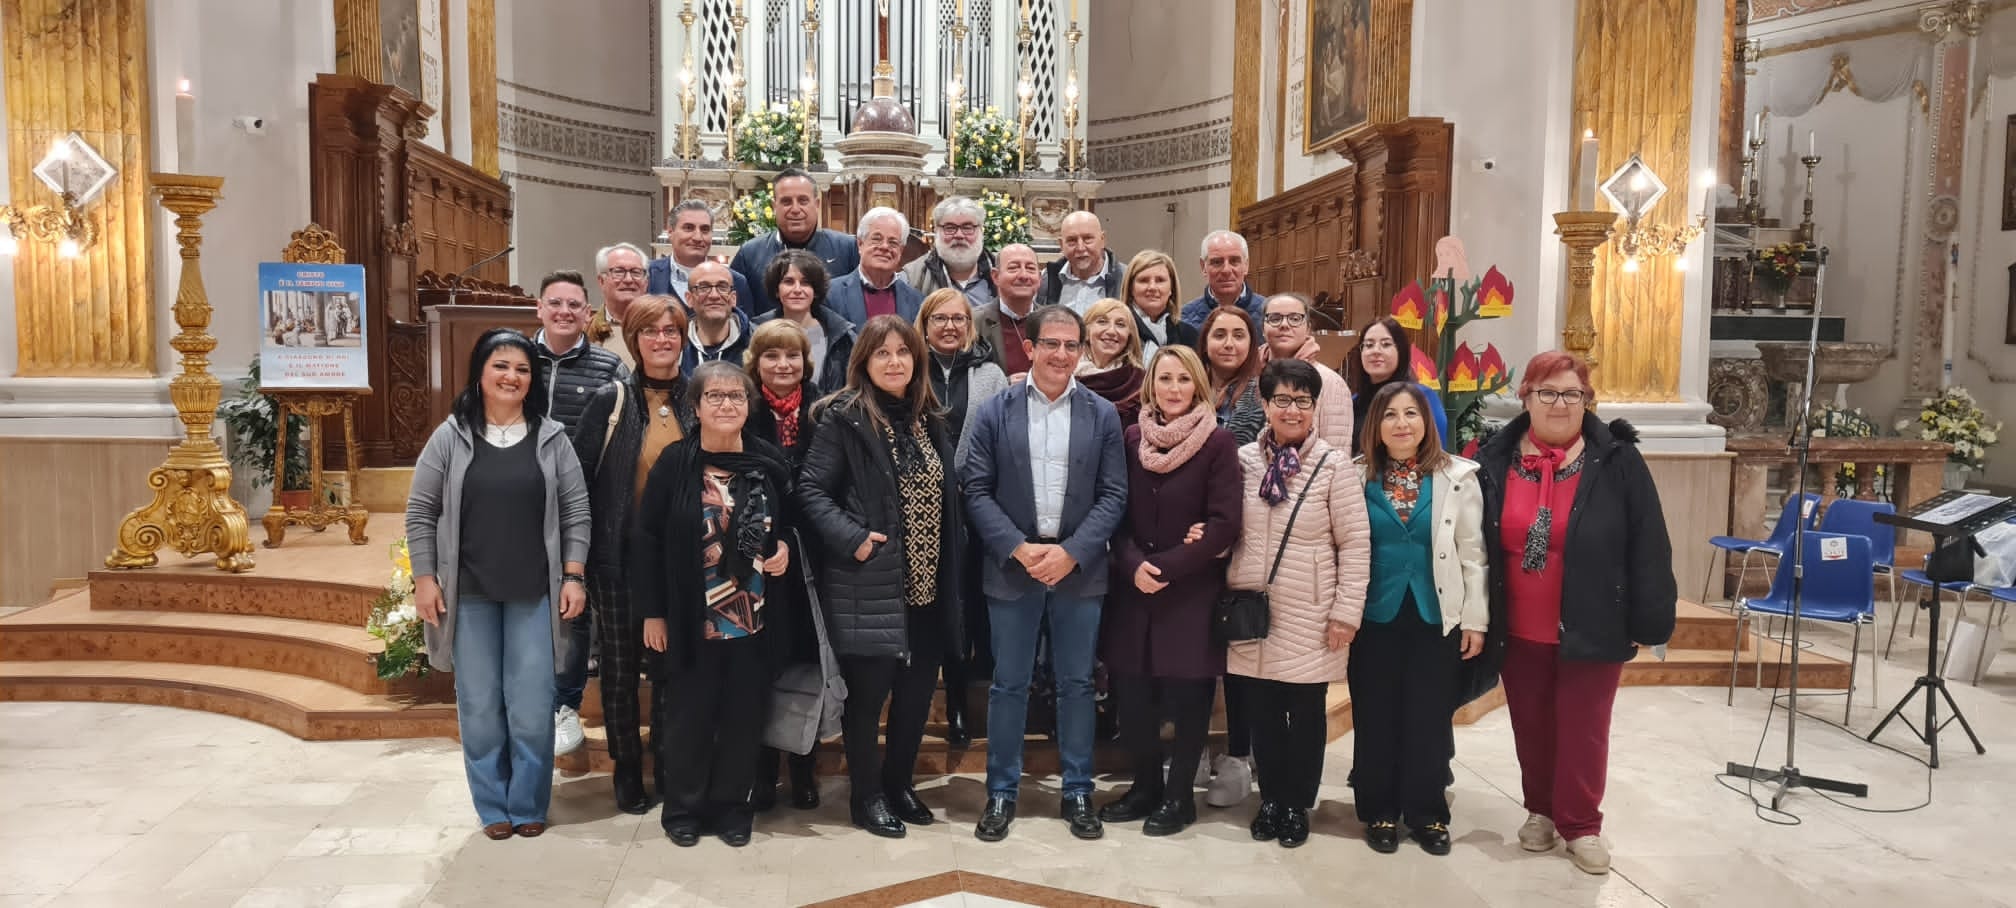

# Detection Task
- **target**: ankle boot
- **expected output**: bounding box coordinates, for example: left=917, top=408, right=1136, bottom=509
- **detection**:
left=612, top=767, right=651, bottom=815
left=788, top=753, right=820, bottom=809
left=941, top=661, right=972, bottom=748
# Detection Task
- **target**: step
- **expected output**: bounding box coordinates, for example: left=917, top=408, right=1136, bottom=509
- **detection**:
left=0, top=591, right=450, bottom=698
left=87, top=569, right=381, bottom=627
left=0, top=660, right=457, bottom=740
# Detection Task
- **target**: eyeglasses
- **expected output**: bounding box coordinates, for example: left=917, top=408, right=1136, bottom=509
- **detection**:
left=928, top=314, right=971, bottom=326
left=1533, top=389, right=1588, bottom=406
left=637, top=327, right=681, bottom=341
left=863, top=235, right=906, bottom=250
left=1262, top=313, right=1308, bottom=327
left=603, top=267, right=646, bottom=279
left=937, top=222, right=981, bottom=235
left=702, top=390, right=749, bottom=408
left=540, top=298, right=589, bottom=311
left=1031, top=338, right=1083, bottom=355
left=688, top=282, right=735, bottom=297
left=1267, top=395, right=1317, bottom=410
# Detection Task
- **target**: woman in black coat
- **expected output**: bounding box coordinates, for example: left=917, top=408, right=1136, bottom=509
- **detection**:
left=798, top=315, right=965, bottom=840
left=1098, top=345, right=1242, bottom=836
left=1471, top=351, right=1676, bottom=876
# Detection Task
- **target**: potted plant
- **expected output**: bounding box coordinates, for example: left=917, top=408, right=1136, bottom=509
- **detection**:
left=217, top=356, right=312, bottom=509
left=1898, top=386, right=2002, bottom=489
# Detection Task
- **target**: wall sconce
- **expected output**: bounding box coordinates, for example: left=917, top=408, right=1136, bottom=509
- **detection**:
left=0, top=133, right=116, bottom=259
left=1601, top=153, right=1703, bottom=273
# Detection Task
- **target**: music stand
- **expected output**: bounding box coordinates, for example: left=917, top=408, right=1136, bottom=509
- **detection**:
left=1865, top=490, right=2015, bottom=766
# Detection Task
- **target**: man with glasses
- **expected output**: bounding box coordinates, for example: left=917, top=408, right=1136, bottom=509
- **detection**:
left=1038, top=210, right=1124, bottom=315
left=729, top=167, right=861, bottom=316
left=682, top=261, right=754, bottom=376
left=649, top=200, right=754, bottom=318
left=974, top=243, right=1045, bottom=378
left=532, top=269, right=628, bottom=758
left=962, top=305, right=1130, bottom=844
left=903, top=195, right=996, bottom=308
left=828, top=207, right=924, bottom=329
left=1180, top=230, right=1266, bottom=332
left=590, top=242, right=653, bottom=367
left=1260, top=292, right=1353, bottom=451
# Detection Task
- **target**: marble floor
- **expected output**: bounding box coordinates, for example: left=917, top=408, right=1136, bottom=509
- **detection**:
left=3, top=613, right=2013, bottom=908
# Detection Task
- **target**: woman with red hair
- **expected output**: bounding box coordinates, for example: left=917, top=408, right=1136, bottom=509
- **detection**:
left=1470, top=351, right=1676, bottom=875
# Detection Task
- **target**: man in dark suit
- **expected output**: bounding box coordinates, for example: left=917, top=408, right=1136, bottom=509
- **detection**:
left=826, top=207, right=923, bottom=328
left=961, top=305, right=1129, bottom=844
left=729, top=167, right=860, bottom=316
left=647, top=199, right=752, bottom=318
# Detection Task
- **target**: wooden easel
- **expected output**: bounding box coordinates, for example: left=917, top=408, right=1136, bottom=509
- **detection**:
left=261, top=224, right=371, bottom=548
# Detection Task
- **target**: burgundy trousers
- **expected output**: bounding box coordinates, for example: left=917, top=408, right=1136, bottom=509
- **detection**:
left=1498, top=637, right=1624, bottom=840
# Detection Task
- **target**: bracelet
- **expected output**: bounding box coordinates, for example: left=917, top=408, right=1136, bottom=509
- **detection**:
left=562, top=572, right=586, bottom=586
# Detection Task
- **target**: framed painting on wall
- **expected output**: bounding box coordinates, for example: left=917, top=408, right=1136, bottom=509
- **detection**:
left=1303, top=0, right=1411, bottom=154
left=2003, top=115, right=2016, bottom=231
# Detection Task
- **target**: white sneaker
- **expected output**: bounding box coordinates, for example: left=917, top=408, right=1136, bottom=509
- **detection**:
left=1203, top=754, right=1251, bottom=808
left=1194, top=752, right=1214, bottom=788
left=554, top=706, right=585, bottom=756
left=1566, top=835, right=1611, bottom=875
left=1517, top=813, right=1558, bottom=852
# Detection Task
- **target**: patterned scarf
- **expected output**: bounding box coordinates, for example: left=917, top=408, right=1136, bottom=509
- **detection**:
left=1259, top=434, right=1303, bottom=505
left=1137, top=405, right=1216, bottom=474
left=1382, top=458, right=1423, bottom=520
left=763, top=384, right=803, bottom=449
left=1518, top=436, right=1575, bottom=572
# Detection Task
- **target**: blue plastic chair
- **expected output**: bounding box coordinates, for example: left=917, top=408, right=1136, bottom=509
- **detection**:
left=1968, top=585, right=2016, bottom=685
left=1894, top=564, right=1986, bottom=660
left=1727, top=531, right=1878, bottom=722
left=1816, top=499, right=1901, bottom=648
left=1703, top=493, right=1820, bottom=610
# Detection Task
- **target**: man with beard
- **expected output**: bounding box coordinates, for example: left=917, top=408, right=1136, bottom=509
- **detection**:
left=827, top=207, right=924, bottom=329
left=730, top=167, right=860, bottom=317
left=589, top=242, right=652, bottom=368
left=1178, top=230, right=1266, bottom=333
left=681, top=260, right=755, bottom=375
left=903, top=195, right=996, bottom=308
left=1038, top=211, right=1124, bottom=315
left=648, top=199, right=753, bottom=318
left=973, top=243, right=1044, bottom=378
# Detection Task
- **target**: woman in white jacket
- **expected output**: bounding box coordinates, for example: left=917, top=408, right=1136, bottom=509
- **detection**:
left=1347, top=382, right=1489, bottom=856
left=1225, top=358, right=1370, bottom=849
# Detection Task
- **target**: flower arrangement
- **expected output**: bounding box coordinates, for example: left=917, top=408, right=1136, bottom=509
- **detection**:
left=950, top=106, right=1022, bottom=177
left=1391, top=265, right=1517, bottom=451
left=727, top=186, right=776, bottom=245
left=1809, top=404, right=1887, bottom=497
left=977, top=190, right=1031, bottom=253
left=366, top=539, right=429, bottom=679
left=1753, top=242, right=1807, bottom=294
left=733, top=100, right=823, bottom=170
left=1898, top=386, right=2001, bottom=469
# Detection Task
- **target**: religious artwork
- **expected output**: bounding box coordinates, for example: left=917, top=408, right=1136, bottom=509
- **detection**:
left=2003, top=115, right=2016, bottom=231
left=2007, top=263, right=2016, bottom=345
left=1304, top=0, right=1372, bottom=153
left=379, top=0, right=422, bottom=101
left=259, top=263, right=372, bottom=389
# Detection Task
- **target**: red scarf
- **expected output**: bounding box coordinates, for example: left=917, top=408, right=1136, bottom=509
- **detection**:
left=1517, top=435, right=1575, bottom=571
left=764, top=384, right=803, bottom=449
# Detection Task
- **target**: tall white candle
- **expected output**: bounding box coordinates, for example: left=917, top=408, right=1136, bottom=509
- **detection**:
left=175, top=79, right=197, bottom=173
left=1808, top=130, right=1816, bottom=157
left=1578, top=130, right=1599, bottom=209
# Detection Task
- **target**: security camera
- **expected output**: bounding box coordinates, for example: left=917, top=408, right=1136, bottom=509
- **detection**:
left=1472, top=157, right=1497, bottom=173
left=233, top=116, right=266, bottom=135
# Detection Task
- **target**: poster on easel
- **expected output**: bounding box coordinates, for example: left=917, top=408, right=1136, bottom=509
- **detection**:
left=257, top=262, right=370, bottom=389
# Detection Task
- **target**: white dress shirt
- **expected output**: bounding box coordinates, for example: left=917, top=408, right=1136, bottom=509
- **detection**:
left=665, top=262, right=691, bottom=300
left=1026, top=377, right=1077, bottom=538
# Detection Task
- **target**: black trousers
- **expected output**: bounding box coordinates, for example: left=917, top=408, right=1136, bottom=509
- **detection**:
left=586, top=574, right=662, bottom=783
left=1114, top=674, right=1215, bottom=800
left=839, top=605, right=946, bottom=805
left=1222, top=675, right=1251, bottom=758
left=658, top=635, right=770, bottom=827
left=1238, top=676, right=1330, bottom=809
left=1346, top=606, right=1462, bottom=824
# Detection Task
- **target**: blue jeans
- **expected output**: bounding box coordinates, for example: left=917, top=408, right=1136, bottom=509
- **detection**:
left=553, top=613, right=590, bottom=711
left=453, top=595, right=557, bottom=826
left=985, top=589, right=1102, bottom=798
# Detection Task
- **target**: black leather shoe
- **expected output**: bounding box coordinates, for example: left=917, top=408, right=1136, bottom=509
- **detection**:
left=886, top=786, right=935, bottom=826
left=1366, top=819, right=1401, bottom=854
left=1277, top=806, right=1310, bottom=848
left=850, top=795, right=907, bottom=839
left=974, top=796, right=1016, bottom=842
left=1250, top=800, right=1284, bottom=841
left=944, top=695, right=972, bottom=749
left=1142, top=796, right=1197, bottom=836
left=1061, top=793, right=1104, bottom=840
left=664, top=818, right=702, bottom=847
left=1097, top=785, right=1162, bottom=823
left=789, top=758, right=820, bottom=810
left=750, top=784, right=778, bottom=813
left=716, top=809, right=753, bottom=847
left=1410, top=821, right=1452, bottom=855
left=613, top=770, right=651, bottom=816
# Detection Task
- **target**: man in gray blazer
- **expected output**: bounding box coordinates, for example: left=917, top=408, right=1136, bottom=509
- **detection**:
left=961, top=305, right=1129, bottom=844
left=826, top=207, right=924, bottom=328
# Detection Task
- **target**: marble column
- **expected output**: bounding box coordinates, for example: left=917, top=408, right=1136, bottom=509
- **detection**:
left=1906, top=4, right=1979, bottom=399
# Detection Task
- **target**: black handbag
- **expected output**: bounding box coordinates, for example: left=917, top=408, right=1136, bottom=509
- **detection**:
left=1215, top=451, right=1331, bottom=644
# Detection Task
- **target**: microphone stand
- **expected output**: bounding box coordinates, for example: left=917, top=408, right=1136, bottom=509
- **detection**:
left=1727, top=246, right=1870, bottom=807
left=447, top=245, right=515, bottom=308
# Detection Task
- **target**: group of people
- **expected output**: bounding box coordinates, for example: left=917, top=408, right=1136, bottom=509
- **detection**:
left=403, top=171, right=1678, bottom=876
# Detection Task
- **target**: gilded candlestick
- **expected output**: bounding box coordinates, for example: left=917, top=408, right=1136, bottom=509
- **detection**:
left=1797, top=154, right=1821, bottom=243
left=1743, top=135, right=1766, bottom=224
left=1554, top=210, right=1619, bottom=371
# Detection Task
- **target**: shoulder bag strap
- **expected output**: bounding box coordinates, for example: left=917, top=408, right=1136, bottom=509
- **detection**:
left=1264, top=451, right=1332, bottom=588
left=600, top=381, right=626, bottom=460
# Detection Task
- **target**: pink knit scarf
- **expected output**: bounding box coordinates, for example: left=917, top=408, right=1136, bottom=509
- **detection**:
left=1137, top=406, right=1217, bottom=474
